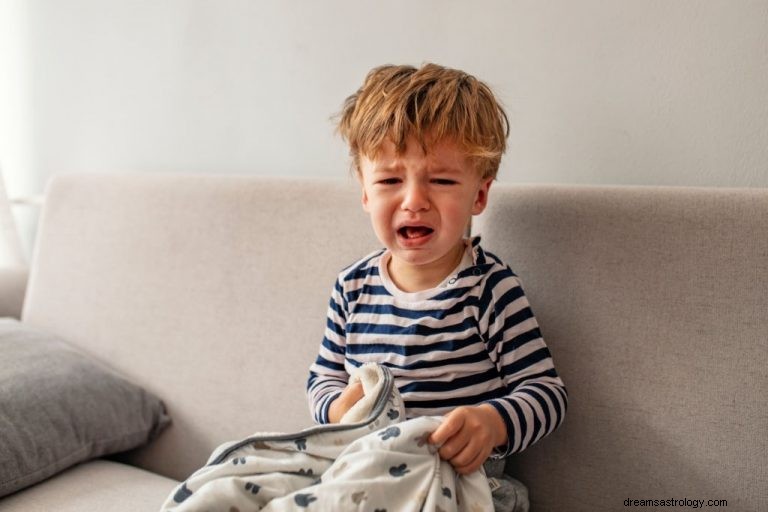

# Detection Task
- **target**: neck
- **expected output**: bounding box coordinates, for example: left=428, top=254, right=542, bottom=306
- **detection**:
left=387, top=242, right=465, bottom=293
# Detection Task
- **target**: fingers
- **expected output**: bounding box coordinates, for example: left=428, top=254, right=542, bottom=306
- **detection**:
left=436, top=430, right=469, bottom=461
left=328, top=382, right=365, bottom=423
left=338, top=381, right=364, bottom=404
left=428, top=408, right=466, bottom=446
left=453, top=444, right=490, bottom=475
left=340, top=382, right=365, bottom=411
left=440, top=432, right=487, bottom=470
left=347, top=381, right=364, bottom=402
left=429, top=406, right=496, bottom=475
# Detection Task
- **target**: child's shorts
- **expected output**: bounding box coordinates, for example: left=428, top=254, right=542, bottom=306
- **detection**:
left=483, top=459, right=530, bottom=512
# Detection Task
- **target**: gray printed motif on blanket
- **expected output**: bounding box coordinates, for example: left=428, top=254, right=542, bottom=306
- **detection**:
left=160, top=363, right=493, bottom=511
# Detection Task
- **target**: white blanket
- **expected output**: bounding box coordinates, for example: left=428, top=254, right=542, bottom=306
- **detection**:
left=160, top=363, right=493, bottom=511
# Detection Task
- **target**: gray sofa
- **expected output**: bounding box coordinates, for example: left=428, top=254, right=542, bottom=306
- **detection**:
left=2, top=173, right=765, bottom=511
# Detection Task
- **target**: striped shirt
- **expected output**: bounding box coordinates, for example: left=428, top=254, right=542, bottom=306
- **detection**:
left=307, top=237, right=568, bottom=457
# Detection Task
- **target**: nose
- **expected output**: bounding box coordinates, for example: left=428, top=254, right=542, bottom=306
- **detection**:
left=401, top=180, right=430, bottom=212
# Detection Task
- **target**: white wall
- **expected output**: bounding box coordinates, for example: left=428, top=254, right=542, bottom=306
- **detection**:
left=2, top=0, right=767, bottom=259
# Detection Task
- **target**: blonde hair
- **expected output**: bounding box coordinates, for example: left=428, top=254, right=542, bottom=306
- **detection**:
left=336, top=63, right=509, bottom=179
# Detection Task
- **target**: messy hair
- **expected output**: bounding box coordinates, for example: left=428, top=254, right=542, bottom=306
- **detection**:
left=336, top=63, right=509, bottom=179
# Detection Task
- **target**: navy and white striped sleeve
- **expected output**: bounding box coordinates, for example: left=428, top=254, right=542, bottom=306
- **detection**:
left=306, top=276, right=351, bottom=423
left=480, top=269, right=568, bottom=457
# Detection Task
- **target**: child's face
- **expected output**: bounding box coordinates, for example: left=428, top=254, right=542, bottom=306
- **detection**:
left=358, top=136, right=492, bottom=280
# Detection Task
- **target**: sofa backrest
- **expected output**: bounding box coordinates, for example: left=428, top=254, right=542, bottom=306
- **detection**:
left=475, top=184, right=768, bottom=512
left=23, top=175, right=767, bottom=511
left=22, top=173, right=379, bottom=481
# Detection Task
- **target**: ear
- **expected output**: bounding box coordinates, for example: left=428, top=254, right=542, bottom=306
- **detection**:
left=361, top=185, right=370, bottom=213
left=471, top=178, right=493, bottom=215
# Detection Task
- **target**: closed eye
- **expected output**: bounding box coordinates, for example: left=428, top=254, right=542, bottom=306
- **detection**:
left=377, top=178, right=401, bottom=185
left=432, top=179, right=458, bottom=185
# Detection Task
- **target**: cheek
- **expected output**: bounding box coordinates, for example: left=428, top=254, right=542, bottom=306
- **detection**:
left=368, top=193, right=395, bottom=212
left=440, top=200, right=475, bottom=234
left=366, top=201, right=394, bottom=231
left=445, top=201, right=473, bottom=222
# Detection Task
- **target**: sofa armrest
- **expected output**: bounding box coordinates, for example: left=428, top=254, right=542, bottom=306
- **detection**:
left=0, top=266, right=28, bottom=318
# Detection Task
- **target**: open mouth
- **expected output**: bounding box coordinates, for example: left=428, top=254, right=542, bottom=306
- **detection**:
left=397, top=226, right=434, bottom=239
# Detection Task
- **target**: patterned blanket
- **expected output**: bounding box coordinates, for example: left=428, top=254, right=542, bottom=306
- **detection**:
left=160, top=363, right=493, bottom=511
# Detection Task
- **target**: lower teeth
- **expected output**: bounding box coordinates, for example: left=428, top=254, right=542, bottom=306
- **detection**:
left=404, top=229, right=430, bottom=239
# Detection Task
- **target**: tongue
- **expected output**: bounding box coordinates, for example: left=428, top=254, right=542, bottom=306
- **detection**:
left=404, top=227, right=432, bottom=239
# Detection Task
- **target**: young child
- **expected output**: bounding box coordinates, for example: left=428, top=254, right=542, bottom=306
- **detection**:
left=307, top=63, right=567, bottom=486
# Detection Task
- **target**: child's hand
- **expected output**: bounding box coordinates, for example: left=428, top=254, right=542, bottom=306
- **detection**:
left=428, top=404, right=507, bottom=475
left=327, top=381, right=365, bottom=423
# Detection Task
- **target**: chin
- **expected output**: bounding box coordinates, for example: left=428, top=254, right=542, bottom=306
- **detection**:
left=392, top=249, right=441, bottom=266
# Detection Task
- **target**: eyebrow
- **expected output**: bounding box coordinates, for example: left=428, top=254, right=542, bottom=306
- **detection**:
left=372, top=166, right=464, bottom=175
left=431, top=167, right=463, bottom=174
left=372, top=164, right=402, bottom=174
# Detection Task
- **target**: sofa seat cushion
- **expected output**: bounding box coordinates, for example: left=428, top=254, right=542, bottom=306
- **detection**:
left=1, top=460, right=178, bottom=511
